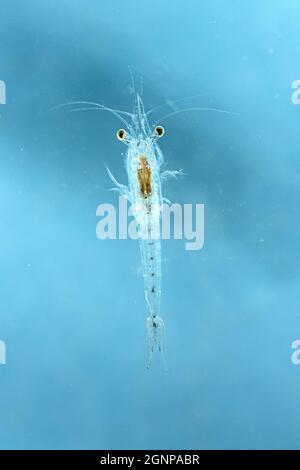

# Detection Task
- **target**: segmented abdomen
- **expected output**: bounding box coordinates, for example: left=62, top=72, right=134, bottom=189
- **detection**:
left=127, top=149, right=162, bottom=318
left=139, top=214, right=161, bottom=318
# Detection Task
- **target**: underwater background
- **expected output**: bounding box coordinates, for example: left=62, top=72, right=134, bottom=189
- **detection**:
left=0, top=0, right=300, bottom=450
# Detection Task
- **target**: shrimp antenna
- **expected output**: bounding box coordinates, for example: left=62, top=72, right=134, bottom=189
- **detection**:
left=154, top=106, right=240, bottom=126
left=146, top=92, right=215, bottom=116
left=128, top=66, right=136, bottom=95
left=140, top=75, right=144, bottom=100
left=51, top=101, right=135, bottom=134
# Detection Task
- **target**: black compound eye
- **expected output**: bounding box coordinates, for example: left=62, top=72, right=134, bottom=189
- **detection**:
left=117, top=129, right=126, bottom=141
left=155, top=125, right=165, bottom=137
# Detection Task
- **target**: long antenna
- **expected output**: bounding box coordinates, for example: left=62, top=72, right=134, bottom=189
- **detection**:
left=146, top=93, right=215, bottom=116
left=154, top=107, right=240, bottom=126
left=51, top=101, right=135, bottom=135
left=128, top=66, right=136, bottom=96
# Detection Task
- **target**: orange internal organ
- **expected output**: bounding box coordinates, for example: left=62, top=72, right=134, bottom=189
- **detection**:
left=137, top=155, right=152, bottom=197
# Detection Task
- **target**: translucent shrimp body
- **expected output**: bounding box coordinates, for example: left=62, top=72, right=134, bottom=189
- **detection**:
left=112, top=94, right=171, bottom=368
left=54, top=92, right=182, bottom=368
left=54, top=89, right=236, bottom=368
left=126, top=139, right=165, bottom=367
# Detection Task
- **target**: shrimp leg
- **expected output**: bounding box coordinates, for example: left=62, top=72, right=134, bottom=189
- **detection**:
left=161, top=169, right=185, bottom=181
left=105, top=165, right=131, bottom=201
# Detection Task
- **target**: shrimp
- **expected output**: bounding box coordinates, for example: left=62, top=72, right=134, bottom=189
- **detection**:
left=53, top=93, right=176, bottom=367
left=53, top=87, right=237, bottom=368
left=115, top=94, right=170, bottom=368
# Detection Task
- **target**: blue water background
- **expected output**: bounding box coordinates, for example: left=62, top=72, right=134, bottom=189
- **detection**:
left=0, top=0, right=300, bottom=449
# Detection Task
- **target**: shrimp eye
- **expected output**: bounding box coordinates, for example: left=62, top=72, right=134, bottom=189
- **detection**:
left=117, top=129, right=126, bottom=141
left=155, top=125, right=165, bottom=137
